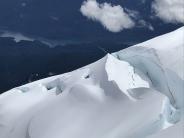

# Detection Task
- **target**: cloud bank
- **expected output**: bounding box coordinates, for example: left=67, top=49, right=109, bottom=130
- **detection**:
left=80, top=0, right=135, bottom=32
left=0, top=31, right=34, bottom=42
left=152, top=0, right=184, bottom=23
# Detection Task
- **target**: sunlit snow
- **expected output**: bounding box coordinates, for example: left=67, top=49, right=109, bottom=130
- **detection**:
left=0, top=27, right=183, bottom=138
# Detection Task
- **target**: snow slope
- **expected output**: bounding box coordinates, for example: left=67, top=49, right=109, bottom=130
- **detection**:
left=115, top=27, right=184, bottom=109
left=148, top=120, right=184, bottom=138
left=0, top=27, right=183, bottom=138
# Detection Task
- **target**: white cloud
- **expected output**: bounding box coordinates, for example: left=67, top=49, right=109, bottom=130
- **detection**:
left=80, top=0, right=135, bottom=32
left=138, top=20, right=154, bottom=31
left=0, top=31, right=34, bottom=42
left=0, top=31, right=52, bottom=46
left=125, top=9, right=140, bottom=20
left=152, top=0, right=184, bottom=23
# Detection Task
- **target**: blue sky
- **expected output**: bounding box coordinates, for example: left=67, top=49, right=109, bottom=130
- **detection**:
left=0, top=0, right=183, bottom=44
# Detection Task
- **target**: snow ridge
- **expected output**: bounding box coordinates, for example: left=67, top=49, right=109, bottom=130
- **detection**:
left=0, top=27, right=183, bottom=138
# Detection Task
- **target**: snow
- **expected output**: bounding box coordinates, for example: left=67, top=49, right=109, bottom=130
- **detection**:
left=115, top=27, right=184, bottom=109
left=0, top=27, right=183, bottom=138
left=148, top=120, right=184, bottom=138
left=105, top=54, right=150, bottom=100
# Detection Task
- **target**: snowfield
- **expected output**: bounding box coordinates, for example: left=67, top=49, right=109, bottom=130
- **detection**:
left=0, top=27, right=183, bottom=138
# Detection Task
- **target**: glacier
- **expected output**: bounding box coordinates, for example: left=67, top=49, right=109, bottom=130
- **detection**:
left=0, top=27, right=183, bottom=138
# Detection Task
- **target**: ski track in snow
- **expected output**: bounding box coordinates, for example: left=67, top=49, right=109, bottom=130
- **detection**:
left=0, top=27, right=184, bottom=138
